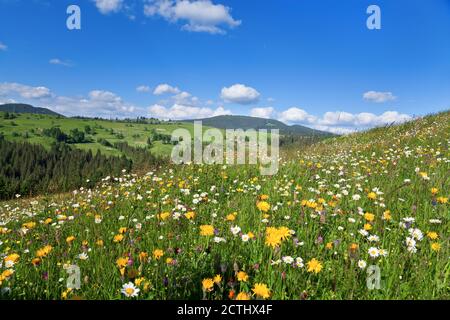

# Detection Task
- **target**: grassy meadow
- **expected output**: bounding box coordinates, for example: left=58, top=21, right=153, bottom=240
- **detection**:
left=0, top=112, right=208, bottom=157
left=0, top=111, right=448, bottom=300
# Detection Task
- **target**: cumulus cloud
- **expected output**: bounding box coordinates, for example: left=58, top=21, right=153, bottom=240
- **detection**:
left=0, top=82, right=139, bottom=118
left=0, top=82, right=52, bottom=99
left=278, top=107, right=317, bottom=124
left=309, top=125, right=357, bottom=135
left=277, top=108, right=413, bottom=134
left=93, top=0, right=123, bottom=14
left=49, top=58, right=73, bottom=67
left=363, top=91, right=396, bottom=103
left=148, top=103, right=231, bottom=120
left=136, top=85, right=151, bottom=93
left=221, top=84, right=260, bottom=105
left=0, top=42, right=7, bottom=51
left=153, top=83, right=181, bottom=95
left=144, top=0, right=241, bottom=34
left=250, top=107, right=274, bottom=119
left=52, top=90, right=137, bottom=117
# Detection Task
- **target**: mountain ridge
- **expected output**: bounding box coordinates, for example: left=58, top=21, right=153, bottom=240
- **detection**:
left=0, top=103, right=63, bottom=117
left=185, top=115, right=334, bottom=136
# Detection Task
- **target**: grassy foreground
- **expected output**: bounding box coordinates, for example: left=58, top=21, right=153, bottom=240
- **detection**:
left=0, top=111, right=448, bottom=300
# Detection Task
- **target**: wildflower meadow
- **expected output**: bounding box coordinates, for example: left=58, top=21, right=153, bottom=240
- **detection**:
left=0, top=112, right=448, bottom=300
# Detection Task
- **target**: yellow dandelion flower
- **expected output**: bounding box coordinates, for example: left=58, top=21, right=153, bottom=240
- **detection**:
left=36, top=245, right=52, bottom=258
left=199, top=225, right=215, bottom=236
left=22, top=222, right=36, bottom=229
left=256, top=201, right=270, bottom=213
left=431, top=243, right=441, bottom=251
left=153, top=249, right=164, bottom=260
left=139, top=252, right=148, bottom=263
left=427, top=232, right=438, bottom=240
left=307, top=258, right=323, bottom=274
left=135, top=277, right=145, bottom=286
left=4, top=253, right=20, bottom=264
left=236, top=292, right=251, bottom=300
left=184, top=211, right=195, bottom=220
left=113, top=234, right=124, bottom=243
left=350, top=243, right=359, bottom=252
left=66, top=236, right=76, bottom=244
left=236, top=271, right=249, bottom=282
left=202, top=278, right=214, bottom=292
left=252, top=283, right=270, bottom=299
left=437, top=197, right=448, bottom=204
left=364, top=212, right=375, bottom=222
left=116, top=257, right=129, bottom=268
left=158, top=212, right=171, bottom=220
left=226, top=213, right=236, bottom=221
left=213, top=274, right=222, bottom=284
left=31, top=258, right=41, bottom=266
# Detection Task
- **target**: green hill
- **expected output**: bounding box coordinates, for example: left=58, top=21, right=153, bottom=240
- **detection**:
left=0, top=103, right=63, bottom=117
left=0, top=111, right=202, bottom=157
left=185, top=115, right=334, bottom=136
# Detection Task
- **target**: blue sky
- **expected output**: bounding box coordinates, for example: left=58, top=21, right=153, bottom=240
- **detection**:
left=0, top=0, right=449, bottom=133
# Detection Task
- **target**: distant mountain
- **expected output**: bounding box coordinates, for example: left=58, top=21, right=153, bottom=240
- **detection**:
left=0, top=103, right=63, bottom=117
left=185, top=115, right=334, bottom=136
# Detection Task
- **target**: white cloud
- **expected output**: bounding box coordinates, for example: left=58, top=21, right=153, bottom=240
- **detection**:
left=277, top=108, right=412, bottom=134
left=221, top=84, right=260, bottom=105
left=144, top=0, right=241, bottom=34
left=136, top=85, right=151, bottom=93
left=250, top=107, right=274, bottom=119
left=93, top=0, right=123, bottom=14
left=148, top=103, right=231, bottom=120
left=153, top=83, right=181, bottom=95
left=0, top=82, right=52, bottom=99
left=319, top=111, right=357, bottom=126
left=278, top=107, right=317, bottom=124
left=49, top=58, right=73, bottom=67
left=363, top=91, right=396, bottom=103
left=0, top=98, right=16, bottom=105
left=0, top=42, right=7, bottom=51
left=0, top=82, right=139, bottom=118
left=309, top=125, right=357, bottom=135
left=51, top=90, right=137, bottom=117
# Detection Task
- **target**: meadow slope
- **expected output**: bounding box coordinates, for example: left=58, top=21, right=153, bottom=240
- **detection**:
left=0, top=112, right=203, bottom=157
left=0, top=111, right=448, bottom=300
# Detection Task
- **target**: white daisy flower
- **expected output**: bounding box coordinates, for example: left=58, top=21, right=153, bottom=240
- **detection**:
left=230, top=225, right=241, bottom=236
left=368, top=247, right=380, bottom=258
left=282, top=256, right=294, bottom=264
left=213, top=237, right=226, bottom=243
left=357, top=260, right=367, bottom=269
left=121, top=282, right=140, bottom=298
left=295, top=257, right=304, bottom=268
left=78, top=253, right=89, bottom=260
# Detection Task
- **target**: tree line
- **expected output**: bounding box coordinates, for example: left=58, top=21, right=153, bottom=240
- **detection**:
left=0, top=136, right=164, bottom=200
